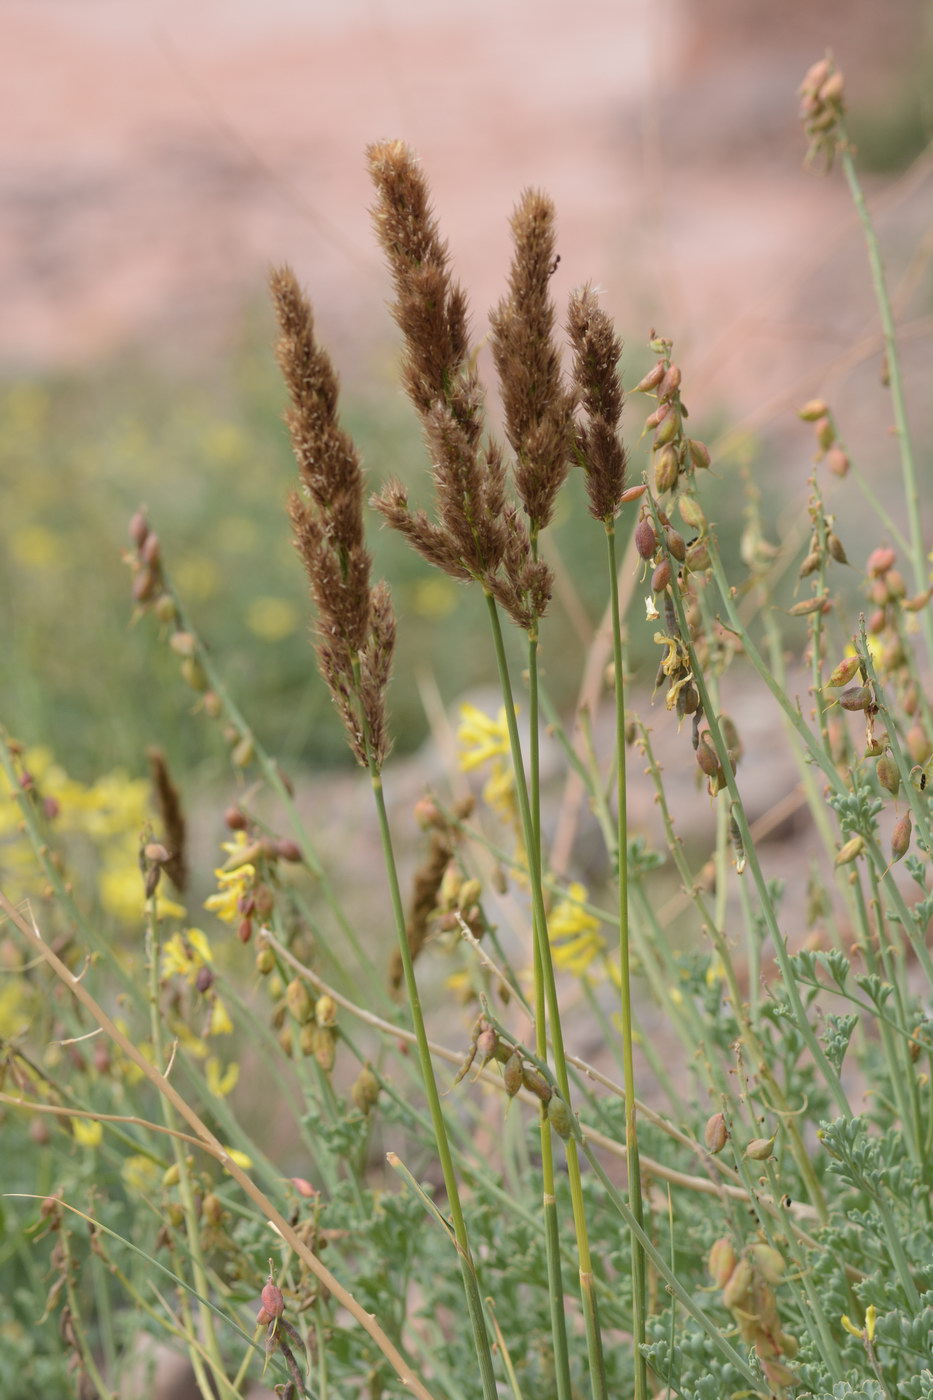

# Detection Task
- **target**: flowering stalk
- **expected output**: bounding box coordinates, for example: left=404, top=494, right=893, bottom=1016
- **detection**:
left=270, top=264, right=498, bottom=1397
left=367, top=143, right=605, bottom=1398
left=568, top=286, right=648, bottom=1400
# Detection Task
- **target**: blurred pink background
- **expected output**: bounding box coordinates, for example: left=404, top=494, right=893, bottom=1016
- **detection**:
left=3, top=0, right=929, bottom=438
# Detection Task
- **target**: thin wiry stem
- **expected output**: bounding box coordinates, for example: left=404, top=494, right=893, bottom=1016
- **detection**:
left=484, top=591, right=608, bottom=1400
left=606, top=523, right=648, bottom=1400
left=837, top=126, right=933, bottom=666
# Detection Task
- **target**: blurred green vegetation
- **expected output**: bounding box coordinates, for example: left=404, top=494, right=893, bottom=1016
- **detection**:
left=4, top=313, right=723, bottom=786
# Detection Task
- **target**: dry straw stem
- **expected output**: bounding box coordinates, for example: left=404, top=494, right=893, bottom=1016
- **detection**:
left=270, top=264, right=394, bottom=769
left=0, top=889, right=437, bottom=1400
left=367, top=139, right=549, bottom=629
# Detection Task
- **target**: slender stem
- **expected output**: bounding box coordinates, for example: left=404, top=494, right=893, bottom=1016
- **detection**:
left=369, top=772, right=498, bottom=1400
left=606, top=523, right=647, bottom=1399
left=838, top=131, right=933, bottom=663
left=528, top=605, right=574, bottom=1400
left=483, top=591, right=608, bottom=1400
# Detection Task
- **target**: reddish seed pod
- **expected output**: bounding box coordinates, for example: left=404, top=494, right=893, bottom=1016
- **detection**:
left=658, top=364, right=682, bottom=401
left=839, top=686, right=872, bottom=712
left=225, top=806, right=248, bottom=831
left=476, top=1027, right=498, bottom=1063
left=868, top=608, right=887, bottom=635
left=867, top=546, right=896, bottom=577
left=814, top=416, right=835, bottom=452
left=261, top=1282, right=285, bottom=1321
left=503, top=1049, right=523, bottom=1098
left=827, top=533, right=847, bottom=565
left=907, top=725, right=932, bottom=765
left=798, top=398, right=829, bottom=422
left=633, top=361, right=666, bottom=393
left=705, top=1111, right=728, bottom=1154
left=876, top=753, right=900, bottom=796
left=133, top=567, right=157, bottom=603
left=826, top=655, right=860, bottom=688
left=891, top=812, right=912, bottom=863
left=195, top=965, right=215, bottom=994
left=696, top=734, right=720, bottom=778
left=885, top=569, right=906, bottom=600
left=129, top=510, right=150, bottom=548
left=276, top=839, right=303, bottom=863
left=685, top=540, right=710, bottom=572
left=664, top=526, right=686, bottom=562
left=644, top=403, right=670, bottom=431
left=141, top=532, right=161, bottom=567
left=634, top=516, right=657, bottom=559
left=825, top=446, right=850, bottom=477
left=651, top=559, right=672, bottom=593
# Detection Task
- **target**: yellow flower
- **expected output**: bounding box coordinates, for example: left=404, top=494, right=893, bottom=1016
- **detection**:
left=161, top=929, right=213, bottom=984
left=121, top=1154, right=161, bottom=1195
left=209, top=997, right=233, bottom=1036
left=72, top=1117, right=103, bottom=1149
left=223, top=1146, right=253, bottom=1171
left=457, top=703, right=514, bottom=773
left=206, top=1057, right=239, bottom=1097
left=549, top=883, right=605, bottom=976
left=205, top=834, right=256, bottom=925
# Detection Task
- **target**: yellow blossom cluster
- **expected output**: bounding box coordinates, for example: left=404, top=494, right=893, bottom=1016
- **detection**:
left=548, top=882, right=605, bottom=975
left=457, top=703, right=522, bottom=843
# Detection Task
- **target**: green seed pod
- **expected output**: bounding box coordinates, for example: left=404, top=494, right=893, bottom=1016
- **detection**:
left=687, top=438, right=710, bottom=470
left=285, top=977, right=314, bottom=1025
left=503, top=1049, right=523, bottom=1098
left=255, top=947, right=275, bottom=976
left=547, top=1096, right=574, bottom=1139
left=684, top=540, right=711, bottom=572
left=202, top=1192, right=224, bottom=1226
left=315, top=994, right=338, bottom=1027
left=708, top=1237, right=737, bottom=1288
left=162, top=1163, right=181, bottom=1189
left=351, top=1065, right=380, bottom=1115
left=722, top=1256, right=754, bottom=1310
left=154, top=593, right=177, bottom=624
left=827, top=532, right=848, bottom=565
left=798, top=398, right=829, bottom=422
left=231, top=735, right=254, bottom=767
left=678, top=495, right=707, bottom=532
left=654, top=444, right=679, bottom=494
left=298, top=1022, right=316, bottom=1057
left=745, top=1135, right=775, bottom=1160
left=750, top=1242, right=786, bottom=1285
left=826, top=655, right=860, bottom=688
left=876, top=753, right=900, bottom=795
left=312, top=1024, right=337, bottom=1072
left=798, top=550, right=821, bottom=578
left=169, top=631, right=197, bottom=658
left=180, top=656, right=208, bottom=692
left=834, top=835, right=864, bottom=866
left=654, top=408, right=681, bottom=447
